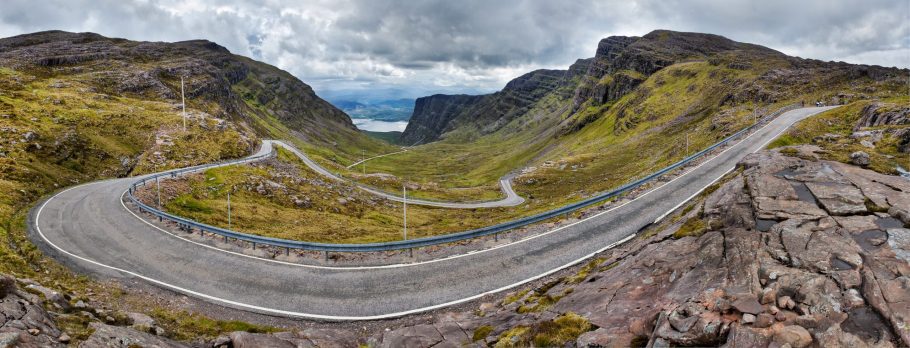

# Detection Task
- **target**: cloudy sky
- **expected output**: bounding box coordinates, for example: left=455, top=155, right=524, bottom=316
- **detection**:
left=1, top=0, right=907, bottom=102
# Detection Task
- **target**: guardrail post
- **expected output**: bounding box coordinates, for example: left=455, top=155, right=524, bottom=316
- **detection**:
left=252, top=242, right=256, bottom=250
left=323, top=250, right=328, bottom=261
left=409, top=247, right=413, bottom=258
left=286, top=247, right=290, bottom=256
left=494, top=233, right=499, bottom=242
left=224, top=235, right=228, bottom=243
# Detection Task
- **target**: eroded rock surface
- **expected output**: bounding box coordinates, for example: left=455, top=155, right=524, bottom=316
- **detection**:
left=5, top=148, right=907, bottom=347
left=337, top=148, right=909, bottom=347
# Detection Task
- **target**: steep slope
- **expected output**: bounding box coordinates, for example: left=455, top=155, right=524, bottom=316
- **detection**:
left=400, top=68, right=570, bottom=145
left=0, top=30, right=391, bottom=316
left=0, top=31, right=394, bottom=164
left=380, top=30, right=906, bottom=204
left=0, top=30, right=399, bottom=217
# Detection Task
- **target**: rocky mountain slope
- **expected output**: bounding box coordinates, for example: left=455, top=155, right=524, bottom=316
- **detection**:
left=0, top=30, right=394, bottom=346
left=0, top=31, right=359, bottom=143
left=400, top=68, right=569, bottom=145
left=401, top=30, right=904, bottom=146
left=380, top=29, right=907, bottom=206
left=0, top=30, right=392, bottom=220
left=6, top=146, right=906, bottom=347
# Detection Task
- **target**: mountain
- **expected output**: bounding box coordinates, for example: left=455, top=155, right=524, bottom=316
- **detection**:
left=330, top=98, right=415, bottom=122
left=1, top=31, right=365, bottom=142
left=382, top=29, right=907, bottom=207
left=0, top=30, right=393, bottom=274
left=400, top=68, right=569, bottom=145
left=401, top=30, right=905, bottom=146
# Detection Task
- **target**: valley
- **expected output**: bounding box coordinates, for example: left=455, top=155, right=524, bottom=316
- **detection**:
left=0, top=22, right=907, bottom=348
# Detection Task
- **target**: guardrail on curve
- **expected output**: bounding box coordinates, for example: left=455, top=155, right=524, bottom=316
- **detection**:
left=126, top=103, right=802, bottom=253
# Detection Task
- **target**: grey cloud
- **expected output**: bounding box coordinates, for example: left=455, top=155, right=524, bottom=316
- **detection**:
left=0, top=0, right=905, bottom=101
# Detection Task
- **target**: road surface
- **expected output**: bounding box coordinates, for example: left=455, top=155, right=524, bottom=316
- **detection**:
left=29, top=107, right=835, bottom=320
left=275, top=142, right=525, bottom=208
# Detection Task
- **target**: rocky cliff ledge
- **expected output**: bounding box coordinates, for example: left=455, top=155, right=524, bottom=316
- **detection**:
left=3, top=148, right=907, bottom=347
left=205, top=148, right=910, bottom=347
left=399, top=68, right=567, bottom=145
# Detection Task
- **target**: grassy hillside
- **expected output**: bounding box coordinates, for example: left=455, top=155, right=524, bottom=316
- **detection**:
left=362, top=130, right=403, bottom=144
left=0, top=31, right=395, bottom=339
left=769, top=96, right=909, bottom=174
left=139, top=148, right=528, bottom=243
left=360, top=31, right=908, bottom=204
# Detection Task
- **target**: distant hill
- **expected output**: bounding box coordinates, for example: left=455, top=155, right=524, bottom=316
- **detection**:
left=330, top=98, right=414, bottom=122
left=362, top=130, right=403, bottom=144
left=400, top=30, right=908, bottom=145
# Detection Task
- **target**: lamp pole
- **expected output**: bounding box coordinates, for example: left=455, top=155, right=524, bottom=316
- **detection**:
left=181, top=77, right=187, bottom=132
left=227, top=189, right=232, bottom=229
left=156, top=176, right=161, bottom=209
left=686, top=132, right=689, bottom=157
left=403, top=182, right=407, bottom=241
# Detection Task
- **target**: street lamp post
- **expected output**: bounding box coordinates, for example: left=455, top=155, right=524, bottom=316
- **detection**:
left=403, top=182, right=407, bottom=241
left=156, top=176, right=161, bottom=209
left=181, top=76, right=187, bottom=132
left=227, top=188, right=232, bottom=229
left=686, top=133, right=690, bottom=157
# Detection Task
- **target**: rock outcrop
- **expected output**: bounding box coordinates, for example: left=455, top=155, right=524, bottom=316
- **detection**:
left=856, top=102, right=910, bottom=129
left=0, top=274, right=191, bottom=347
left=400, top=68, right=567, bottom=145
left=203, top=147, right=910, bottom=347
left=0, top=30, right=358, bottom=146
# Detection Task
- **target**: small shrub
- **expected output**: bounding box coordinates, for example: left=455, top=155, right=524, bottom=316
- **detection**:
left=171, top=195, right=212, bottom=213
left=566, top=257, right=606, bottom=284
left=502, top=289, right=529, bottom=306
left=673, top=216, right=707, bottom=239
left=532, top=312, right=593, bottom=347
left=472, top=325, right=494, bottom=342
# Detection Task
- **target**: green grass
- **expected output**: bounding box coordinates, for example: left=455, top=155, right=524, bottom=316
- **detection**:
left=566, top=257, right=606, bottom=284
left=0, top=62, right=289, bottom=343
left=148, top=308, right=279, bottom=341
left=673, top=215, right=707, bottom=239
left=362, top=130, right=402, bottom=144
left=768, top=97, right=910, bottom=175
left=492, top=312, right=593, bottom=347
left=473, top=325, right=494, bottom=342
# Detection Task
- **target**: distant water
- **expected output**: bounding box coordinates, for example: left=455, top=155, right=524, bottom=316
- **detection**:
left=352, top=118, right=408, bottom=132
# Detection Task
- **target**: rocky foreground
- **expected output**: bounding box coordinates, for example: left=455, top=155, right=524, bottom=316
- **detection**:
left=2, top=147, right=908, bottom=347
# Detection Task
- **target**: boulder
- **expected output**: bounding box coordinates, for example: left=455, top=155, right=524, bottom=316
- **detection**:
left=850, top=151, right=870, bottom=166
left=732, top=297, right=763, bottom=315
left=0, top=274, right=15, bottom=298
left=773, top=325, right=813, bottom=348
left=82, top=322, right=188, bottom=347
left=126, top=312, right=157, bottom=332
left=229, top=331, right=296, bottom=348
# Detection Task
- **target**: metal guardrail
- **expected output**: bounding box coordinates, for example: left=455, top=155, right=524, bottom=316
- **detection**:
left=127, top=104, right=801, bottom=253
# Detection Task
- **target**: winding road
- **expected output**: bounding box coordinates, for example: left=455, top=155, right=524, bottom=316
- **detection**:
left=279, top=143, right=525, bottom=208
left=29, top=107, right=835, bottom=320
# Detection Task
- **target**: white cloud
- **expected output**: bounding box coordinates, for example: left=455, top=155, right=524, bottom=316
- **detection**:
left=0, top=0, right=906, bottom=101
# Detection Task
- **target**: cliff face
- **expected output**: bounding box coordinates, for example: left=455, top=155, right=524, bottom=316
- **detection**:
left=0, top=30, right=357, bottom=144
left=401, top=30, right=784, bottom=145
left=400, top=94, right=484, bottom=145
left=400, top=68, right=567, bottom=145
left=403, top=29, right=907, bottom=146
left=570, top=30, right=785, bottom=113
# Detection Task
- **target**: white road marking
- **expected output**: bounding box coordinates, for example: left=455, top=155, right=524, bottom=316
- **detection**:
left=34, top=107, right=835, bottom=320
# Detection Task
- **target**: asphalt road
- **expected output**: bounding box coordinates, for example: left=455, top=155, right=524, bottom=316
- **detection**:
left=273, top=142, right=525, bottom=208
left=29, top=107, right=835, bottom=320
